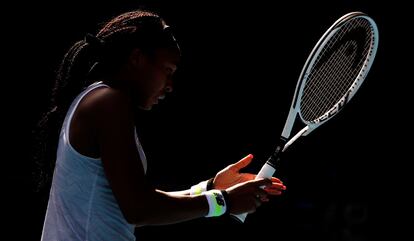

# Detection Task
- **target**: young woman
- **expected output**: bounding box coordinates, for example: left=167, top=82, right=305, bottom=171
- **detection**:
left=35, top=9, right=286, bottom=241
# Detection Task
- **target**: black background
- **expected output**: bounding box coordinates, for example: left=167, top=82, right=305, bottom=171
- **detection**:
left=4, top=0, right=407, bottom=240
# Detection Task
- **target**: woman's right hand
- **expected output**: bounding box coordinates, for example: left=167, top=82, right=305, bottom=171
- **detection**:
left=225, top=178, right=274, bottom=215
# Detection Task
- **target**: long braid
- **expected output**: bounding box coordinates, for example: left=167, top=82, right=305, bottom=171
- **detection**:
left=32, top=40, right=95, bottom=191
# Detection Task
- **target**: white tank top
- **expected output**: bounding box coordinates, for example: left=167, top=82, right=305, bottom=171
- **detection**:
left=41, top=81, right=147, bottom=241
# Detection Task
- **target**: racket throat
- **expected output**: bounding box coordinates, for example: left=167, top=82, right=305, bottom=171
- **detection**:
left=266, top=150, right=281, bottom=168
left=266, top=137, right=287, bottom=168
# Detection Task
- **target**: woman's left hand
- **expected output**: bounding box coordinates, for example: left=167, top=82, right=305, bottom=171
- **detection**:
left=213, top=154, right=286, bottom=197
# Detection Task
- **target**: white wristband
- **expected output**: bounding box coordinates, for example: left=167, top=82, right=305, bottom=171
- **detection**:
left=190, top=180, right=209, bottom=195
left=204, top=190, right=227, bottom=217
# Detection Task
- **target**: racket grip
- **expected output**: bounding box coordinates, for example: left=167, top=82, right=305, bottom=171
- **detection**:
left=231, top=163, right=276, bottom=223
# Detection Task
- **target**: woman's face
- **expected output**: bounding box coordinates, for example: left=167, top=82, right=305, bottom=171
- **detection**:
left=127, top=48, right=180, bottom=110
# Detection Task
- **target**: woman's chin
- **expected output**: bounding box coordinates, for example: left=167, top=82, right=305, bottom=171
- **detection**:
left=137, top=99, right=159, bottom=111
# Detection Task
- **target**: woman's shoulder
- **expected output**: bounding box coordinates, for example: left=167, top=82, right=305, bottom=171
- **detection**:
left=78, top=85, right=133, bottom=119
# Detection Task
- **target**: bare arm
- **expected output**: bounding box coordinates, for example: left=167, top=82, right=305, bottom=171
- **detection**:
left=163, top=189, right=191, bottom=196
left=91, top=88, right=274, bottom=226
left=94, top=89, right=208, bottom=226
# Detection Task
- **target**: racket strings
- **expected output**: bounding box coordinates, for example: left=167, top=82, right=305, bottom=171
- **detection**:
left=303, top=40, right=358, bottom=117
left=313, top=20, right=372, bottom=110
left=300, top=18, right=373, bottom=122
left=302, top=19, right=369, bottom=114
left=301, top=19, right=372, bottom=120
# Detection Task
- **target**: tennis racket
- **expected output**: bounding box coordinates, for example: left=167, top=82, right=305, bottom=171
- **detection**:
left=233, top=11, right=378, bottom=222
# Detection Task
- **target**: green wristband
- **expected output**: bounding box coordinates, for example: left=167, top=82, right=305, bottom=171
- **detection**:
left=204, top=190, right=227, bottom=217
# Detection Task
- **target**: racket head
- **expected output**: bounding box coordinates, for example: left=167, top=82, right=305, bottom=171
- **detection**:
left=291, top=12, right=378, bottom=129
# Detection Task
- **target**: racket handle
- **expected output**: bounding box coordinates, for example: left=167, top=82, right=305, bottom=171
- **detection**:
left=256, top=161, right=277, bottom=179
left=231, top=163, right=276, bottom=222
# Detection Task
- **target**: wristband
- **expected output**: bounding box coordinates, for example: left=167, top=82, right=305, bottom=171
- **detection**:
left=190, top=178, right=214, bottom=195
left=220, top=190, right=230, bottom=215
left=206, top=177, right=214, bottom=191
left=204, top=190, right=228, bottom=217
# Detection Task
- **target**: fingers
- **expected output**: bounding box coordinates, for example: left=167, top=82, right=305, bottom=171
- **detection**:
left=264, top=182, right=286, bottom=195
left=252, top=178, right=273, bottom=188
left=270, top=177, right=283, bottom=183
left=250, top=178, right=286, bottom=196
left=264, top=189, right=283, bottom=195
left=230, top=154, right=253, bottom=171
left=227, top=177, right=285, bottom=215
left=268, top=182, right=286, bottom=190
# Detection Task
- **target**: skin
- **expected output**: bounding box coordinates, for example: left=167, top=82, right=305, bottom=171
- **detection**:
left=68, top=46, right=286, bottom=226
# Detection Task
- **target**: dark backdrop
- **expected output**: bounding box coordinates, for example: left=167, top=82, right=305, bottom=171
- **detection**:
left=4, top=0, right=406, bottom=240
